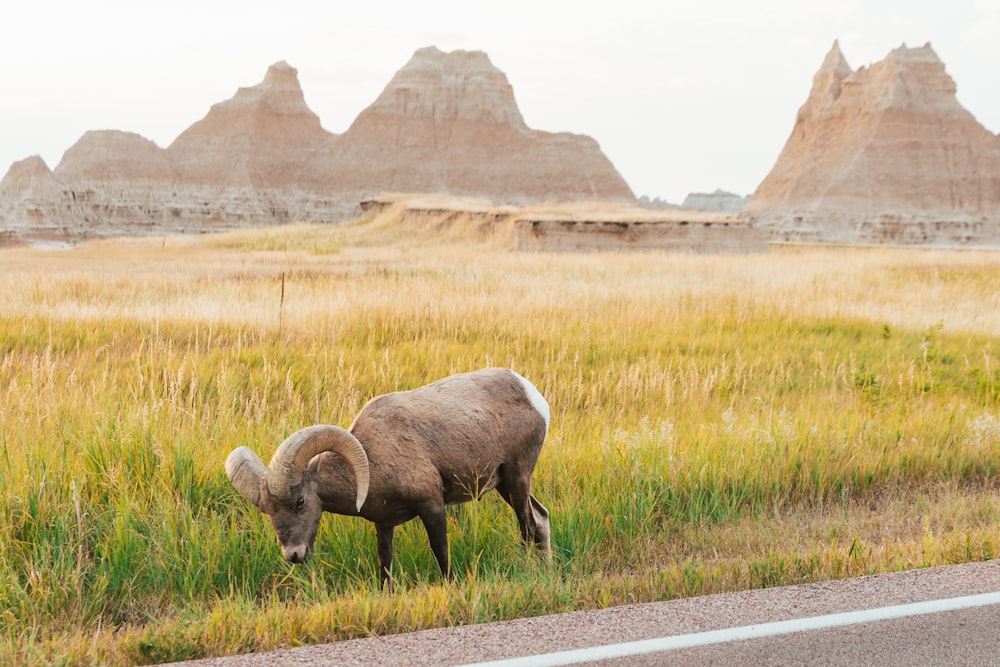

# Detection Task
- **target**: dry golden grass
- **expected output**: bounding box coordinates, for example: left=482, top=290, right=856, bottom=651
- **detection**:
left=4, top=226, right=999, bottom=336
left=4, top=207, right=1000, bottom=665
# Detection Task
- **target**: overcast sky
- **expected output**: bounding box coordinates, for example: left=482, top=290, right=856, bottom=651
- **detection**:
left=2, top=0, right=997, bottom=204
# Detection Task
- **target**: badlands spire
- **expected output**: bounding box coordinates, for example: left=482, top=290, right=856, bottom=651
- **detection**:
left=167, top=60, right=336, bottom=189
left=745, top=41, right=1000, bottom=245
left=322, top=46, right=635, bottom=202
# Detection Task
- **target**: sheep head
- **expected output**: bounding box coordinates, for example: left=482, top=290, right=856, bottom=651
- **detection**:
left=226, top=424, right=370, bottom=563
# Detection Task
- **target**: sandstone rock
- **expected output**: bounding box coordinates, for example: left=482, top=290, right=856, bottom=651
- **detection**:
left=513, top=218, right=767, bottom=253
left=745, top=41, right=1000, bottom=246
left=320, top=46, right=635, bottom=203
left=55, top=130, right=176, bottom=185
left=637, top=195, right=679, bottom=210
left=0, top=155, right=63, bottom=201
left=0, top=49, right=633, bottom=240
left=358, top=194, right=767, bottom=253
left=168, top=60, right=336, bottom=189
left=681, top=189, right=748, bottom=212
left=0, top=156, right=67, bottom=231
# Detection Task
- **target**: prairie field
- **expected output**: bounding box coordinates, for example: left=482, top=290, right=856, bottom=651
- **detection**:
left=4, top=209, right=1000, bottom=665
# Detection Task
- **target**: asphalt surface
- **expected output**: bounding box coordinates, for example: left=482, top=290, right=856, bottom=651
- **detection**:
left=160, top=560, right=1000, bottom=666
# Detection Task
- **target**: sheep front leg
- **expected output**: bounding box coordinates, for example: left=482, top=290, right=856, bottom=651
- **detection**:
left=419, top=508, right=453, bottom=581
left=376, top=523, right=395, bottom=589
left=498, top=475, right=551, bottom=558
left=529, top=494, right=552, bottom=560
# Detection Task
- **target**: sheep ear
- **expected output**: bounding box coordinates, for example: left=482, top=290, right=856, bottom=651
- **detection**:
left=226, top=447, right=267, bottom=510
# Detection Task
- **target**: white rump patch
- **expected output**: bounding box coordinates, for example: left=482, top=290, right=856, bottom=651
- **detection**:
left=511, top=370, right=550, bottom=436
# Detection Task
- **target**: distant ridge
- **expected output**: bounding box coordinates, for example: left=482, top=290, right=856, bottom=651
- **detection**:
left=0, top=49, right=633, bottom=240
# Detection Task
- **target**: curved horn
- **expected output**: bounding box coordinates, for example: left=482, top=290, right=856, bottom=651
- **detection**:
left=226, top=446, right=267, bottom=509
left=267, top=424, right=370, bottom=511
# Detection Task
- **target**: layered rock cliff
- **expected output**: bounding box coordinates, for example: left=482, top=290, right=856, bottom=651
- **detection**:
left=321, top=47, right=634, bottom=202
left=0, top=156, right=66, bottom=234
left=744, top=41, right=1000, bottom=245
left=167, top=60, right=336, bottom=189
left=0, top=49, right=633, bottom=240
left=681, top=189, right=748, bottom=212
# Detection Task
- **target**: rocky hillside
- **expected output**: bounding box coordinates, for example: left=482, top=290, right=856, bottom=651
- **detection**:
left=681, top=189, right=748, bottom=212
left=0, top=50, right=633, bottom=240
left=744, top=41, right=1000, bottom=246
left=322, top=47, right=634, bottom=202
left=167, top=60, right=336, bottom=190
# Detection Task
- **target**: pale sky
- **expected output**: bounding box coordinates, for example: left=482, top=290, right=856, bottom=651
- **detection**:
left=2, top=0, right=997, bottom=203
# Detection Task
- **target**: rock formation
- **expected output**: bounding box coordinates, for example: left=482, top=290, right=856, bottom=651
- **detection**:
left=0, top=156, right=67, bottom=235
left=681, top=189, right=748, bottom=212
left=55, top=130, right=176, bottom=186
left=0, top=155, right=63, bottom=202
left=167, top=60, right=336, bottom=189
left=745, top=41, right=1000, bottom=245
left=322, top=47, right=634, bottom=203
left=0, top=49, right=634, bottom=241
left=358, top=194, right=768, bottom=253
left=637, top=195, right=679, bottom=210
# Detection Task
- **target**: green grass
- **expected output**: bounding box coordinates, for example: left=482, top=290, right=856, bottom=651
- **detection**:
left=3, top=223, right=1000, bottom=664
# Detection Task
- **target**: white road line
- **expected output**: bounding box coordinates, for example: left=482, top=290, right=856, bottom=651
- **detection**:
left=457, top=590, right=1000, bottom=667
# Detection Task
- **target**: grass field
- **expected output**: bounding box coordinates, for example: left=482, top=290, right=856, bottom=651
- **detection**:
left=3, top=208, right=1000, bottom=665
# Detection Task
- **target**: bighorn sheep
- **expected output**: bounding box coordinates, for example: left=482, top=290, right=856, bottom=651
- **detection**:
left=226, top=368, right=551, bottom=585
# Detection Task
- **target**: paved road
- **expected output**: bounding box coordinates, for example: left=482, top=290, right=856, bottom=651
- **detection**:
left=163, top=560, right=1000, bottom=666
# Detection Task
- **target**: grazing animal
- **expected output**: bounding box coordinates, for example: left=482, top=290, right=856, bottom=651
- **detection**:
left=226, top=368, right=551, bottom=585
